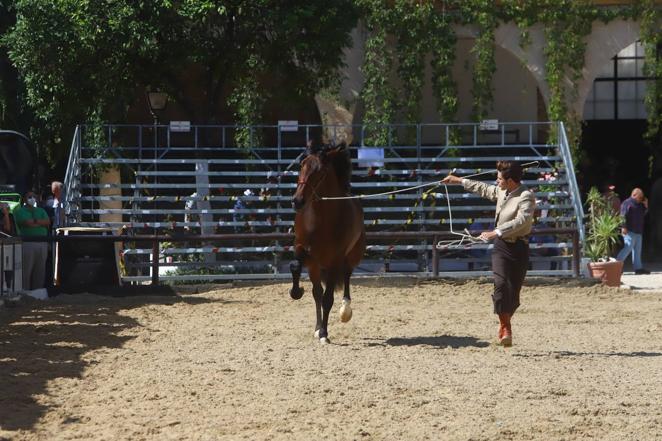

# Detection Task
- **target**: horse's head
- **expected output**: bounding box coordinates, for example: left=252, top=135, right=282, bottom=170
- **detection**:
left=292, top=149, right=325, bottom=210
left=292, top=142, right=351, bottom=210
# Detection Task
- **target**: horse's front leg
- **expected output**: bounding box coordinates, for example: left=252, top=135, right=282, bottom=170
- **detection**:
left=318, top=271, right=337, bottom=344
left=339, top=265, right=353, bottom=323
left=289, top=245, right=306, bottom=299
left=308, top=264, right=324, bottom=339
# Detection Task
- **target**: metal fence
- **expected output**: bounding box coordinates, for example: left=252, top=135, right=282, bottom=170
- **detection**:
left=0, top=236, right=22, bottom=299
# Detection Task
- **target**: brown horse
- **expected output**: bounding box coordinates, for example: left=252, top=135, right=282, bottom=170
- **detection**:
left=290, top=142, right=366, bottom=344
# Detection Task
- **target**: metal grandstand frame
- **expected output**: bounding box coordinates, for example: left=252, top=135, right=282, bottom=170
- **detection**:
left=63, top=121, right=585, bottom=282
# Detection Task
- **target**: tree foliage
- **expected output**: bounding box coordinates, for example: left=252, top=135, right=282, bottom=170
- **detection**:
left=1, top=0, right=359, bottom=163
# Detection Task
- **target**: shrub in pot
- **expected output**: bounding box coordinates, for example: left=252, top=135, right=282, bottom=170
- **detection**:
left=584, top=187, right=623, bottom=286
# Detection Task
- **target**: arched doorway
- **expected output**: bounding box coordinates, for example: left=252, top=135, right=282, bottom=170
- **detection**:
left=580, top=40, right=660, bottom=260
left=580, top=41, right=650, bottom=195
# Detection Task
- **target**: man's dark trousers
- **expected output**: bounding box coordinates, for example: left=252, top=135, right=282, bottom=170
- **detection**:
left=491, top=237, right=528, bottom=314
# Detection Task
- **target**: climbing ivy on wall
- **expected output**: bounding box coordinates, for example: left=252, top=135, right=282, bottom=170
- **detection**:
left=353, top=0, right=660, bottom=163
left=393, top=0, right=430, bottom=129
left=641, top=0, right=662, bottom=149
left=429, top=7, right=459, bottom=144
left=228, top=53, right=266, bottom=149
left=462, top=0, right=497, bottom=122
left=540, top=1, right=594, bottom=161
left=358, top=0, right=397, bottom=146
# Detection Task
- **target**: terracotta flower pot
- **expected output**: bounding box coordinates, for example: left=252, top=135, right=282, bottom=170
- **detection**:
left=587, top=259, right=624, bottom=287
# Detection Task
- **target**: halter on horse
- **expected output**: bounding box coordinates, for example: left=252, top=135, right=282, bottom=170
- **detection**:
left=290, top=142, right=366, bottom=344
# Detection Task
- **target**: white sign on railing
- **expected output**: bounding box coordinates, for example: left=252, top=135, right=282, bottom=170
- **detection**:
left=170, top=121, right=191, bottom=132
left=358, top=147, right=384, bottom=168
left=479, top=119, right=499, bottom=131
left=278, top=120, right=299, bottom=132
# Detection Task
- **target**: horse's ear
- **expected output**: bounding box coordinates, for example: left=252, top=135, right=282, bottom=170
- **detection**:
left=326, top=141, right=347, bottom=156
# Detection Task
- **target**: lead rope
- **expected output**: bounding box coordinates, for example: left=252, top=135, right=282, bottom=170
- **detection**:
left=316, top=161, right=540, bottom=250
left=320, top=161, right=540, bottom=201
left=435, top=183, right=487, bottom=250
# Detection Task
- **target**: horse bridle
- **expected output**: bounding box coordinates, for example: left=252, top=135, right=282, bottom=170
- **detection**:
left=297, top=167, right=329, bottom=202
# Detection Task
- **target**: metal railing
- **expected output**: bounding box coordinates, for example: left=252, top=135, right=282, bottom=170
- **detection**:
left=21, top=228, right=581, bottom=285
left=0, top=236, right=22, bottom=298
left=63, top=126, right=82, bottom=225
left=63, top=121, right=584, bottom=281
left=558, top=122, right=585, bottom=241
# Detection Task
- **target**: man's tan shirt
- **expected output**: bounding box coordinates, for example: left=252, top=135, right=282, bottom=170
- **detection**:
left=462, top=178, right=536, bottom=242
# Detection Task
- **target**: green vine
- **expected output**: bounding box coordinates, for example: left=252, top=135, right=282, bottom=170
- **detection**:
left=393, top=0, right=430, bottom=141
left=641, top=0, right=662, bottom=150
left=540, top=1, right=594, bottom=163
left=229, top=53, right=266, bottom=149
left=359, top=1, right=396, bottom=147
left=429, top=6, right=459, bottom=145
left=463, top=1, right=497, bottom=122
left=352, top=0, right=660, bottom=169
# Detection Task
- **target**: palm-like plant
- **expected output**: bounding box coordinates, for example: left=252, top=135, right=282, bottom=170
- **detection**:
left=584, top=187, right=623, bottom=262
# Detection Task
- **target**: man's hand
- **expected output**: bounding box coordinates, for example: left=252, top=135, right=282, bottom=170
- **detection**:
left=478, top=230, right=498, bottom=242
left=643, top=197, right=648, bottom=209
left=441, top=175, right=462, bottom=185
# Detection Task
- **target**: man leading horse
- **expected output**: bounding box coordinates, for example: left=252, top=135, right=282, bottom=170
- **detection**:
left=442, top=161, right=536, bottom=347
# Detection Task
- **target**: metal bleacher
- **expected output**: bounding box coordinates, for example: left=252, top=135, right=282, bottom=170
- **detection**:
left=63, top=121, right=584, bottom=282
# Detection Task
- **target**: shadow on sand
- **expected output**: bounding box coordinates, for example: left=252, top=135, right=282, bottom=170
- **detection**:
left=0, top=292, right=226, bottom=431
left=364, top=335, right=490, bottom=349
left=512, top=350, right=662, bottom=359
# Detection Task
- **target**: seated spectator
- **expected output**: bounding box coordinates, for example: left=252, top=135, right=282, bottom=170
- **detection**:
left=15, top=191, right=50, bottom=290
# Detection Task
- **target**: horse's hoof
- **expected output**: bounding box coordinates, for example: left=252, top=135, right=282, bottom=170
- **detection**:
left=314, top=329, right=320, bottom=339
left=320, top=337, right=331, bottom=345
left=339, top=300, right=352, bottom=323
left=290, top=286, right=304, bottom=300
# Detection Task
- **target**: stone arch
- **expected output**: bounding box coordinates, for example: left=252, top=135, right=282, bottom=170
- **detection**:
left=446, top=23, right=546, bottom=123
left=316, top=19, right=642, bottom=131
left=492, top=22, right=551, bottom=112
left=575, top=19, right=641, bottom=118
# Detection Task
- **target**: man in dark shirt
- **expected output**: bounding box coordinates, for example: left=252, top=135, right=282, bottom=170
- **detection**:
left=616, top=188, right=649, bottom=274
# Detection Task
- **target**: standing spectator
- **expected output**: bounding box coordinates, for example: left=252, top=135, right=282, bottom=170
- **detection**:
left=50, top=181, right=66, bottom=230
left=14, top=191, right=50, bottom=290
left=184, top=191, right=199, bottom=233
left=616, top=188, right=650, bottom=274
left=1, top=202, right=12, bottom=235
left=602, top=184, right=621, bottom=216
left=42, top=181, right=64, bottom=291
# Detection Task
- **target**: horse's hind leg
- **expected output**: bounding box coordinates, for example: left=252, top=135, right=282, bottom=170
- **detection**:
left=318, top=269, right=337, bottom=344
left=340, top=232, right=365, bottom=323
left=289, top=246, right=305, bottom=299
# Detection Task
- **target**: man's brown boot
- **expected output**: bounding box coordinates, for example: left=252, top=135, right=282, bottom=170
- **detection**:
left=497, top=314, right=506, bottom=341
left=498, top=313, right=512, bottom=347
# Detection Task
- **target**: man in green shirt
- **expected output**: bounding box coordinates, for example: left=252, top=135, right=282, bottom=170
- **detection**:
left=15, top=191, right=50, bottom=290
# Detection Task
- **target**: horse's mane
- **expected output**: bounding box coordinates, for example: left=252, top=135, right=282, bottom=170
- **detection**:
left=305, top=140, right=352, bottom=193
left=326, top=142, right=352, bottom=192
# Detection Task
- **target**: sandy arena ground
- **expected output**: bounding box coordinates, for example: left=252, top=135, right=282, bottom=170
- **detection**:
left=1, top=278, right=661, bottom=441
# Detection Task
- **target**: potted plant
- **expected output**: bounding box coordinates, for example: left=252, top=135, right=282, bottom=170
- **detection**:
left=584, top=187, right=624, bottom=286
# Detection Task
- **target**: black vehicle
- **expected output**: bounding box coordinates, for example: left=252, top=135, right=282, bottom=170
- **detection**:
left=0, top=130, right=38, bottom=196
